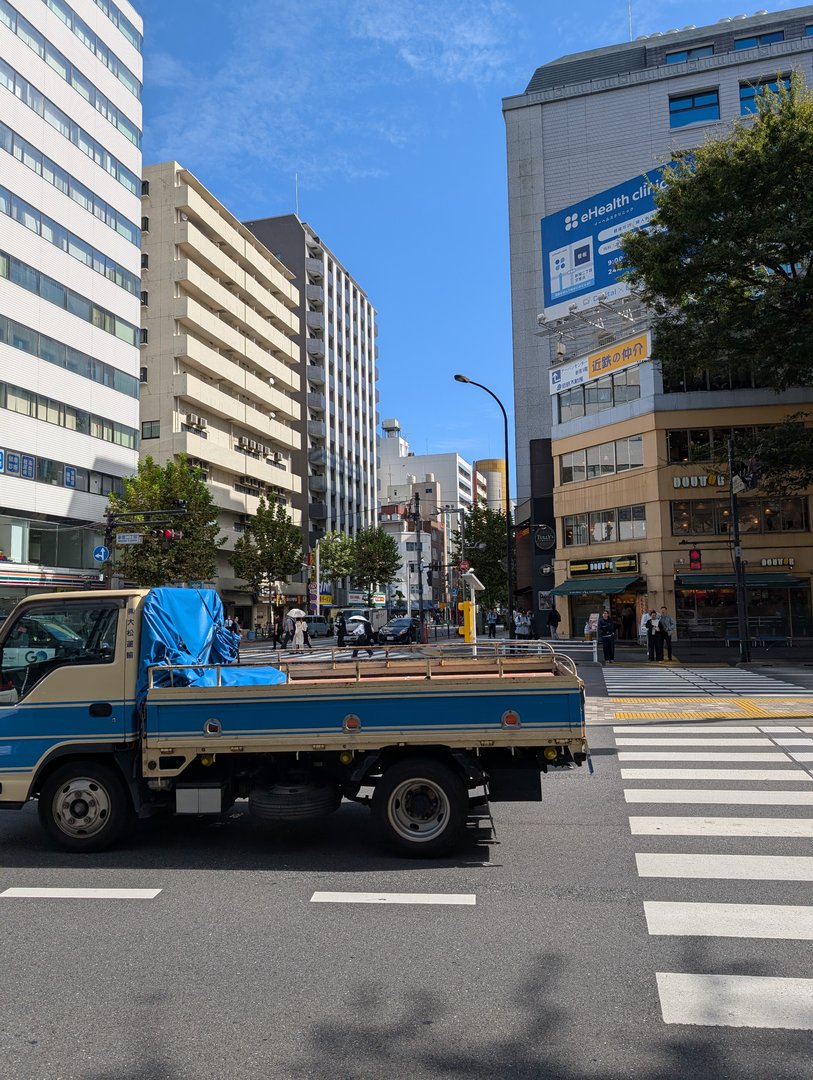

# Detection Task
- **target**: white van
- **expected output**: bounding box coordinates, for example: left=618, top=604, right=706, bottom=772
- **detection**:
left=304, top=615, right=331, bottom=637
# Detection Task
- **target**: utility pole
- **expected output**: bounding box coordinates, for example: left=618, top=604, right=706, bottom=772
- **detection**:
left=412, top=492, right=425, bottom=640
left=728, top=435, right=751, bottom=664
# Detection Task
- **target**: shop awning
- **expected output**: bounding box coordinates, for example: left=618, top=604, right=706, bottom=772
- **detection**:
left=551, top=575, right=641, bottom=596
left=675, top=573, right=805, bottom=589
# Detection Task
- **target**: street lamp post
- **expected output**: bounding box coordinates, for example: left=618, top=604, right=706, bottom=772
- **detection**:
left=454, top=374, right=515, bottom=638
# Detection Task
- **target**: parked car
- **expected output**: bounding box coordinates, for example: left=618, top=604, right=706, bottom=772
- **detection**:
left=377, top=616, right=420, bottom=645
left=304, top=615, right=331, bottom=638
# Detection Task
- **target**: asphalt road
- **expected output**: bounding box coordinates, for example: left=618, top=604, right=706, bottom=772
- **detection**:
left=1, top=718, right=813, bottom=1080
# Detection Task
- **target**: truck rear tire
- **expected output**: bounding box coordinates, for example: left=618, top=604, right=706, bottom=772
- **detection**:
left=38, top=760, right=131, bottom=853
left=249, top=782, right=342, bottom=822
left=372, top=758, right=467, bottom=857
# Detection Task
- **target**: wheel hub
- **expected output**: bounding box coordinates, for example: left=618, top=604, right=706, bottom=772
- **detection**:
left=53, top=779, right=110, bottom=838
left=388, top=778, right=450, bottom=841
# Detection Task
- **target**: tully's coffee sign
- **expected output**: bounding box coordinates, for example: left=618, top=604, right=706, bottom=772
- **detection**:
left=534, top=525, right=556, bottom=551
left=570, top=554, right=639, bottom=577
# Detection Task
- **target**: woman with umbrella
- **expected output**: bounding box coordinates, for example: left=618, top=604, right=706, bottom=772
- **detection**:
left=348, top=613, right=374, bottom=659
left=286, top=608, right=306, bottom=654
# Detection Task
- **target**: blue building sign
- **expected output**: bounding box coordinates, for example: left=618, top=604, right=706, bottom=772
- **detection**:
left=541, top=163, right=671, bottom=320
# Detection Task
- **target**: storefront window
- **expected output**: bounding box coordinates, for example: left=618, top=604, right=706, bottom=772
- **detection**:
left=688, top=429, right=712, bottom=462
left=589, top=509, right=616, bottom=543
left=677, top=585, right=812, bottom=639
left=667, top=430, right=689, bottom=463
left=564, top=514, right=589, bottom=546
left=670, top=497, right=808, bottom=535
left=738, top=499, right=762, bottom=534
left=618, top=504, right=646, bottom=540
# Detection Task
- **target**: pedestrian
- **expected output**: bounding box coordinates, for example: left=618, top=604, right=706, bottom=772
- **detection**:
left=292, top=618, right=305, bottom=654
left=645, top=609, right=661, bottom=661
left=231, top=615, right=243, bottom=660
left=597, top=609, right=617, bottom=664
left=349, top=615, right=374, bottom=658
left=658, top=606, right=675, bottom=661
left=514, top=610, right=531, bottom=644
left=486, top=609, right=497, bottom=638
left=548, top=607, right=561, bottom=639
left=336, top=612, right=347, bottom=648
left=303, top=621, right=314, bottom=650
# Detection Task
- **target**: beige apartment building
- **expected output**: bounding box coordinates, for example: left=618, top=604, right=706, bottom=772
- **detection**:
left=139, top=162, right=302, bottom=618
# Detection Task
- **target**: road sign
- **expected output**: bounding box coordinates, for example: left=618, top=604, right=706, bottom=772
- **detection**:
left=115, top=532, right=142, bottom=545
left=459, top=560, right=470, bottom=572
left=92, top=545, right=110, bottom=562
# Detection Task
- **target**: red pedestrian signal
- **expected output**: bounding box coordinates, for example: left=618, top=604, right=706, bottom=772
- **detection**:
left=689, top=547, right=702, bottom=570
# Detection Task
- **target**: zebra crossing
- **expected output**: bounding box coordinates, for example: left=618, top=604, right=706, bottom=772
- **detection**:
left=617, top=722, right=813, bottom=1029
left=603, top=665, right=813, bottom=696
left=241, top=642, right=410, bottom=664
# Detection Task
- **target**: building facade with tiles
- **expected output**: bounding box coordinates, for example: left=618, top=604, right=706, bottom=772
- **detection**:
left=503, top=5, right=813, bottom=641
left=0, top=0, right=143, bottom=616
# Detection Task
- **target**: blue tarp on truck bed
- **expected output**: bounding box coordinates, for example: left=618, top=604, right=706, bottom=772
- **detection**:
left=136, top=588, right=286, bottom=706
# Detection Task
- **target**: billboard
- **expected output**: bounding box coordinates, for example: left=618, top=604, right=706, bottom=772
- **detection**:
left=541, top=164, right=671, bottom=320
left=549, top=331, right=650, bottom=395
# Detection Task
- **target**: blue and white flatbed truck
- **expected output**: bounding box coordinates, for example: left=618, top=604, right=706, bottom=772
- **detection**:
left=0, top=588, right=588, bottom=857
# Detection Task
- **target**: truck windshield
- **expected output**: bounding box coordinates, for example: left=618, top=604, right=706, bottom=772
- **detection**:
left=0, top=603, right=119, bottom=701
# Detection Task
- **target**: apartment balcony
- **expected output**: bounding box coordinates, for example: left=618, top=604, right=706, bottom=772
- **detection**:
left=306, top=311, right=325, bottom=332
left=307, top=392, right=326, bottom=413
left=307, top=419, right=327, bottom=439
left=306, top=338, right=325, bottom=359
left=308, top=447, right=327, bottom=467
left=308, top=473, right=327, bottom=493
left=305, top=257, right=323, bottom=278
left=306, top=284, right=324, bottom=305
left=306, top=365, right=325, bottom=386
left=174, top=333, right=300, bottom=405
left=309, top=502, right=328, bottom=520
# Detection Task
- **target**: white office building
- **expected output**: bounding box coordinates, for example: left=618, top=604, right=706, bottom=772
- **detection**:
left=378, top=419, right=486, bottom=513
left=0, top=0, right=143, bottom=615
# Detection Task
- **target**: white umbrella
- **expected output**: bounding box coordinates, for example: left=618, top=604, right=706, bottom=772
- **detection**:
left=286, top=608, right=306, bottom=619
left=347, top=614, right=368, bottom=622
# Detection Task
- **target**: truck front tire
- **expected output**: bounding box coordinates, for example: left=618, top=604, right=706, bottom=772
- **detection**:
left=372, top=758, right=468, bottom=857
left=38, top=760, right=131, bottom=852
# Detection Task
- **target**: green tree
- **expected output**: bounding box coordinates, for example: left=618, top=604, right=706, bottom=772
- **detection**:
left=352, top=527, right=401, bottom=602
left=315, top=531, right=355, bottom=594
left=229, top=497, right=302, bottom=600
left=106, top=455, right=222, bottom=587
left=621, top=74, right=813, bottom=493
left=452, top=504, right=511, bottom=609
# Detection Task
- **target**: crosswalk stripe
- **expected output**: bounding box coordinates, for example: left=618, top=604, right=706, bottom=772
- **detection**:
left=629, top=816, right=813, bottom=837
left=310, top=891, right=476, bottom=905
left=614, top=726, right=768, bottom=734
left=624, top=788, right=813, bottom=805
left=791, top=753, right=813, bottom=762
left=645, top=901, right=813, bottom=939
left=1, top=887, right=162, bottom=899
left=636, top=853, right=813, bottom=880
left=618, top=751, right=791, bottom=761
left=620, top=768, right=813, bottom=781
left=656, top=972, right=813, bottom=1029
left=615, top=738, right=774, bottom=746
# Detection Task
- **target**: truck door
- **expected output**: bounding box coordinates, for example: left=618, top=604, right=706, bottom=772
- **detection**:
left=0, top=599, right=127, bottom=804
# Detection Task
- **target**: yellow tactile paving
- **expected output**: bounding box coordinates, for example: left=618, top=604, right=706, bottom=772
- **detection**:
left=612, top=696, right=813, bottom=720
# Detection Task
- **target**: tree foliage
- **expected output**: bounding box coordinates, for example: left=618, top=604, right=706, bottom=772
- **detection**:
left=740, top=414, right=813, bottom=498
left=452, top=504, right=511, bottom=609
left=352, top=528, right=401, bottom=598
left=316, top=531, right=355, bottom=585
left=229, top=497, right=302, bottom=599
left=106, top=455, right=222, bottom=587
left=621, top=74, right=813, bottom=391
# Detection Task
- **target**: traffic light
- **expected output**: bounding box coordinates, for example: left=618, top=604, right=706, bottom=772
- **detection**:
left=153, top=527, right=183, bottom=550
left=689, top=546, right=702, bottom=570
left=426, top=565, right=433, bottom=585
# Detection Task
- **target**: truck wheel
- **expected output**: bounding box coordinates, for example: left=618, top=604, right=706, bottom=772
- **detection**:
left=38, top=761, right=131, bottom=853
left=372, top=758, right=467, bottom=857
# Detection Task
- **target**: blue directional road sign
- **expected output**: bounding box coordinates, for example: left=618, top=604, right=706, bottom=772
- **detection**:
left=93, top=545, right=110, bottom=563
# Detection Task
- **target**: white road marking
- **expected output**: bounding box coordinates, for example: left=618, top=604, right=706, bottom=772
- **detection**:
left=791, top=753, right=813, bottom=762
left=656, top=972, right=813, bottom=1029
left=1, top=887, right=162, bottom=899
left=614, top=726, right=764, bottom=734
left=620, top=768, right=812, bottom=781
left=310, top=891, right=476, bottom=905
left=615, top=738, right=774, bottom=746
left=630, top=816, right=813, bottom=837
left=618, top=752, right=790, bottom=761
left=645, top=901, right=813, bottom=939
left=761, top=726, right=805, bottom=732
left=624, top=788, right=813, bottom=805
left=636, top=853, right=813, bottom=880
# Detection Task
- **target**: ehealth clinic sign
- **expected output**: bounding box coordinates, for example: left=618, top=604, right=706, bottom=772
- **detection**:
left=549, top=331, right=650, bottom=395
left=541, top=164, right=672, bottom=320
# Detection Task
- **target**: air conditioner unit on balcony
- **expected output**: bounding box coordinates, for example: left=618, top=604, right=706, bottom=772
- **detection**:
left=185, top=412, right=196, bottom=426
left=274, top=452, right=282, bottom=461
left=198, top=416, right=207, bottom=428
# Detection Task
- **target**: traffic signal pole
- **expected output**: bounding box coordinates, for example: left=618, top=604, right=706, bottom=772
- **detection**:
left=412, top=493, right=426, bottom=640
left=728, top=436, right=751, bottom=663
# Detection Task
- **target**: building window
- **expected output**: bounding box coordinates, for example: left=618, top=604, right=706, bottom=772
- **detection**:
left=139, top=328, right=148, bottom=345
left=671, top=497, right=808, bottom=536
left=557, top=368, right=641, bottom=423
left=563, top=504, right=646, bottom=546
left=140, top=290, right=148, bottom=306
left=669, top=89, right=720, bottom=128
left=139, top=366, right=148, bottom=383
left=141, top=420, right=160, bottom=439
left=141, top=216, right=149, bottom=232
left=141, top=179, right=150, bottom=196
left=666, top=425, right=768, bottom=464
left=141, top=253, right=149, bottom=269
left=734, top=31, right=784, bottom=49
left=740, top=75, right=791, bottom=114
left=665, top=45, right=714, bottom=63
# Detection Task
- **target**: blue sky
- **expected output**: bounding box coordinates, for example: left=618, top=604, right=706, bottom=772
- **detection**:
left=135, top=0, right=794, bottom=477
